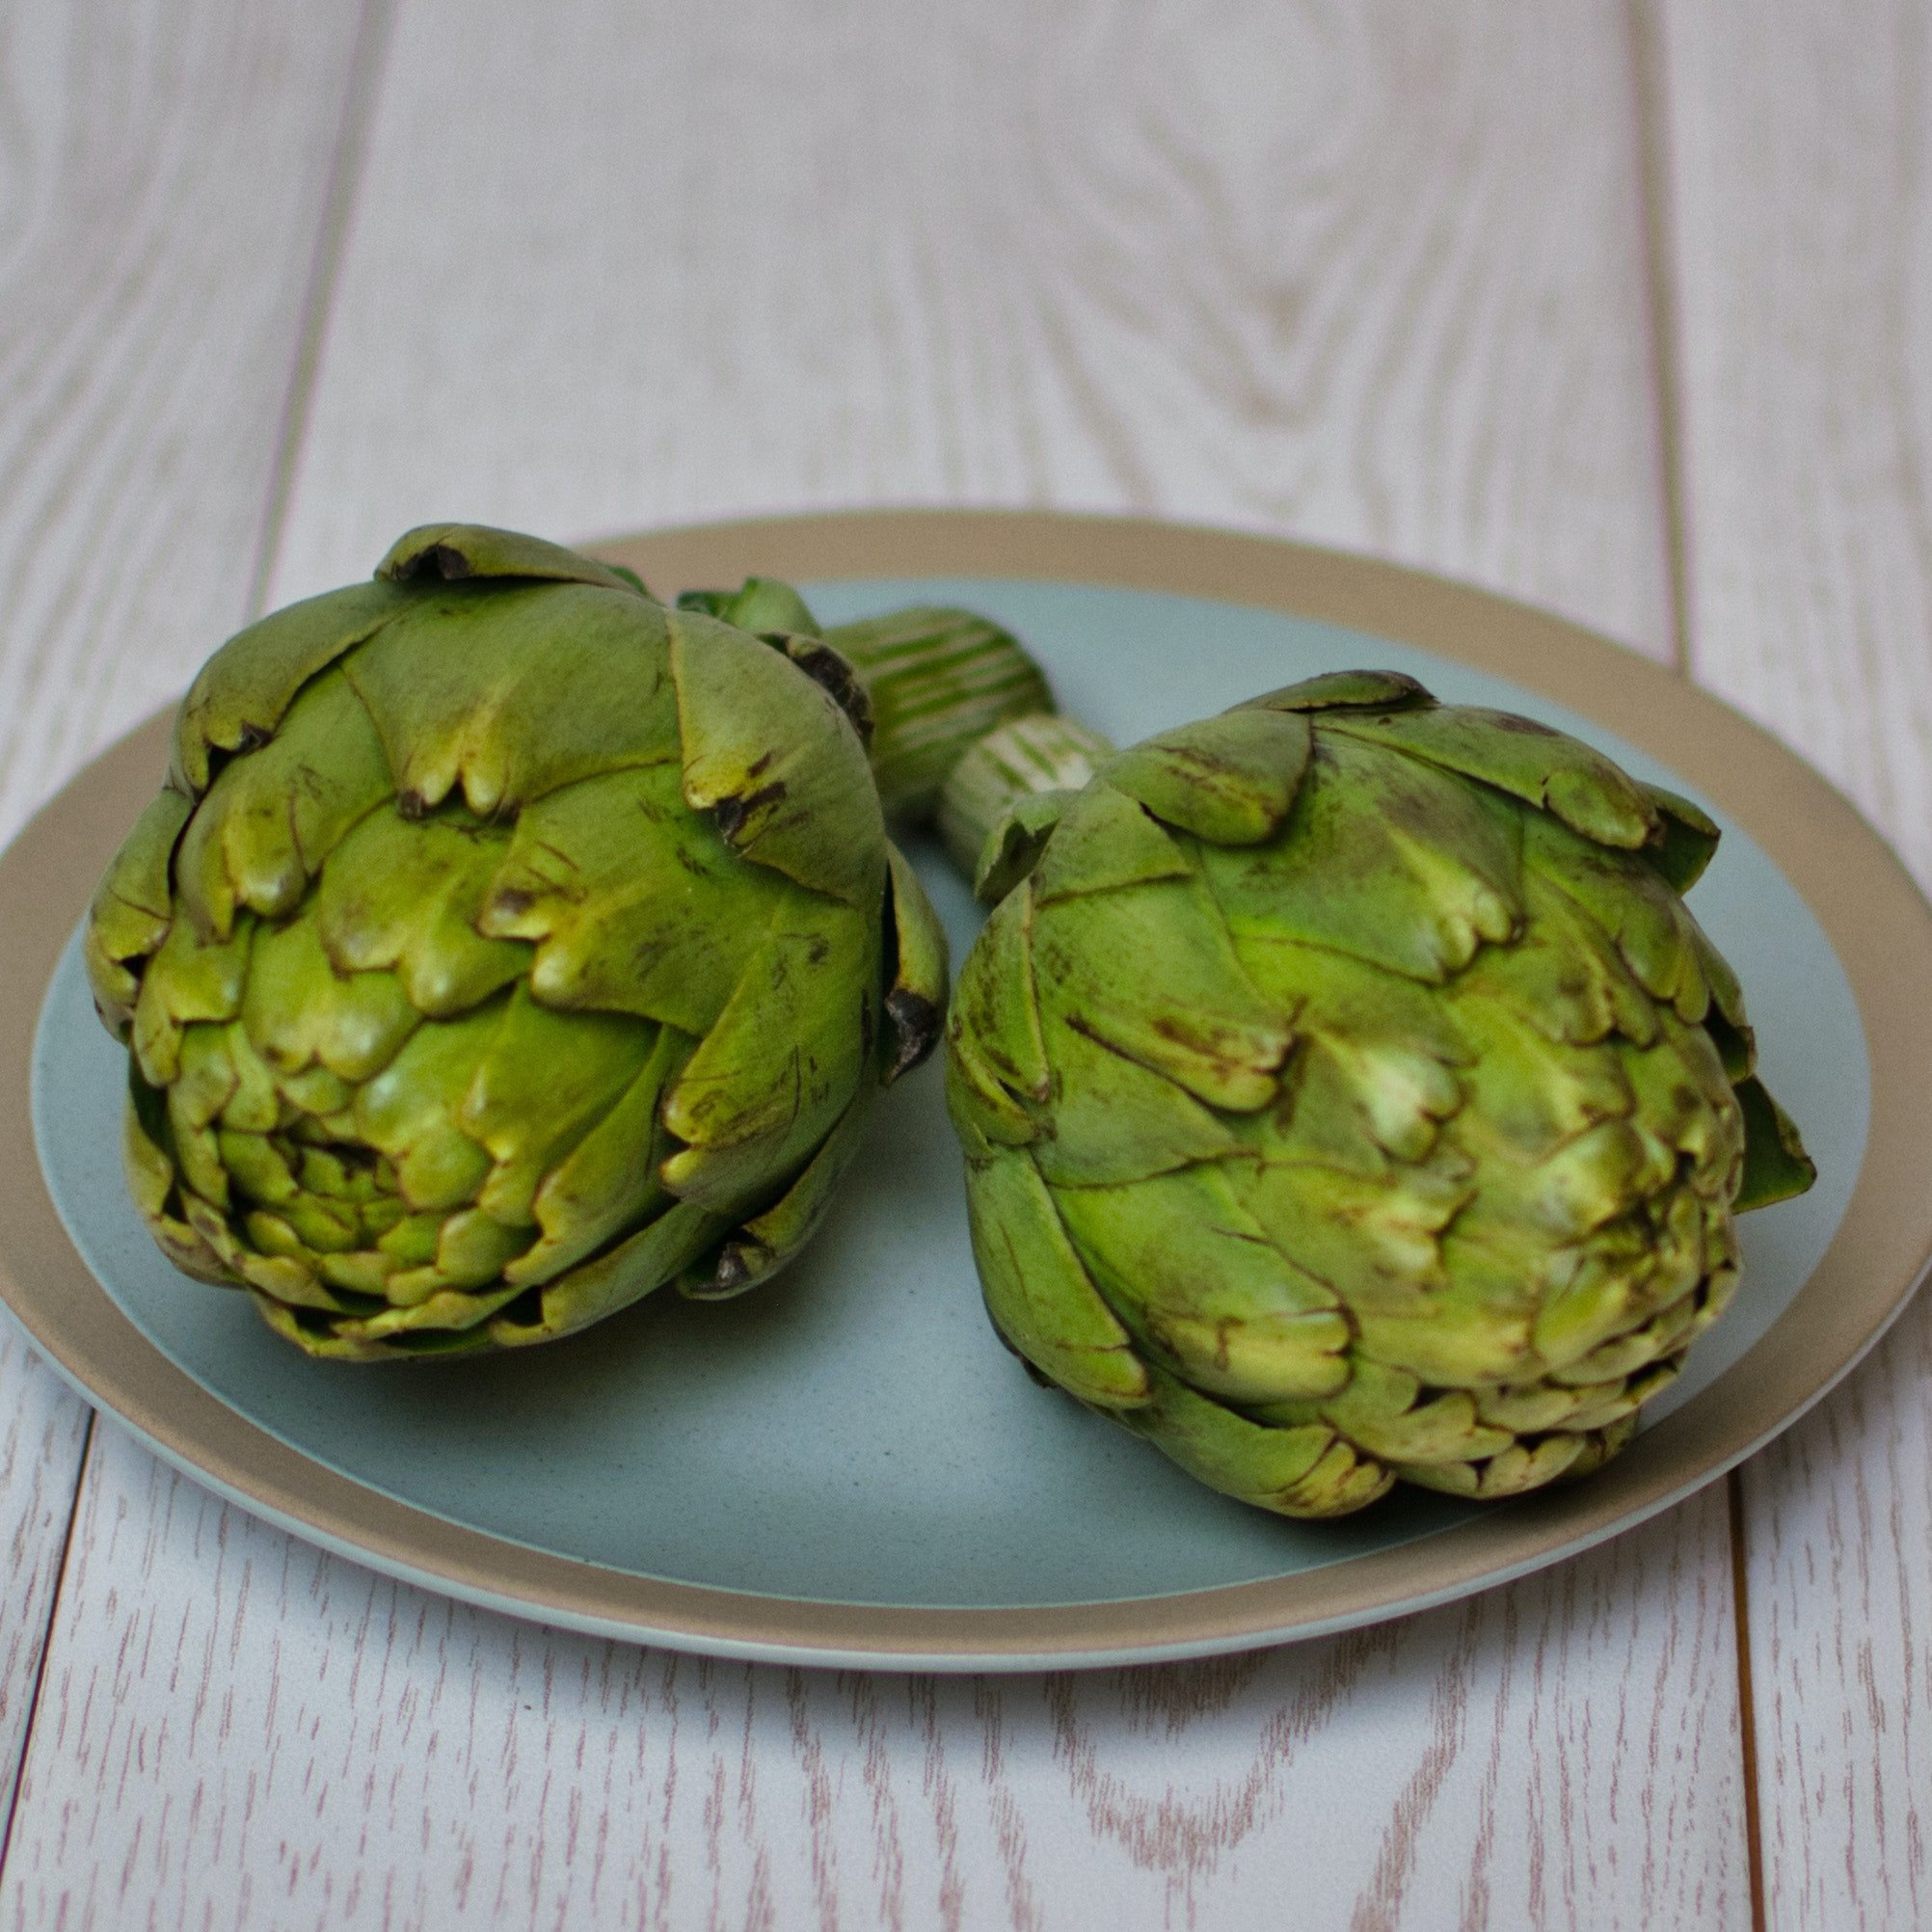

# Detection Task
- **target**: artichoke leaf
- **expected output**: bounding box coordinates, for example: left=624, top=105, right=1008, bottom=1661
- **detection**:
left=945, top=1029, right=1040, bottom=1153
left=317, top=803, right=527, bottom=1017
left=1639, top=784, right=1721, bottom=891
left=505, top=1023, right=690, bottom=1286
left=1100, top=706, right=1311, bottom=845
left=243, top=913, right=418, bottom=1085
left=170, top=578, right=415, bottom=794
left=963, top=1150, right=1150, bottom=1407
left=1028, top=1019, right=1240, bottom=1187
left=1325, top=706, right=1658, bottom=850
left=882, top=844, right=948, bottom=1081
left=676, top=576, right=822, bottom=637
left=1527, top=813, right=1712, bottom=1023
left=1118, top=1363, right=1393, bottom=1517
left=378, top=523, right=647, bottom=596
left=174, top=666, right=391, bottom=938
left=1029, top=782, right=1194, bottom=904
left=458, top=984, right=657, bottom=1227
left=122, top=1081, right=233, bottom=1284
left=972, top=788, right=1076, bottom=904
left=1202, top=734, right=1522, bottom=983
left=482, top=761, right=775, bottom=1035
left=1245, top=1148, right=1472, bottom=1304
left=1053, top=1166, right=1350, bottom=1403
left=1242, top=669, right=1432, bottom=714
left=131, top=907, right=253, bottom=1087
left=1322, top=1361, right=1518, bottom=1464
left=1402, top=1434, right=1591, bottom=1499
left=1032, top=878, right=1289, bottom=1112
left=681, top=1087, right=872, bottom=1300
left=1443, top=992, right=1635, bottom=1166
left=1732, top=1075, right=1818, bottom=1210
left=491, top=1198, right=728, bottom=1348
left=346, top=1004, right=500, bottom=1214
left=670, top=608, right=886, bottom=907
left=345, top=582, right=680, bottom=818
left=85, top=787, right=193, bottom=1033
left=950, top=886, right=1050, bottom=1104
left=658, top=901, right=873, bottom=1212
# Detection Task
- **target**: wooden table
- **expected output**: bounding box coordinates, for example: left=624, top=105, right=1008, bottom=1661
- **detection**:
left=0, top=3, right=1923, bottom=1925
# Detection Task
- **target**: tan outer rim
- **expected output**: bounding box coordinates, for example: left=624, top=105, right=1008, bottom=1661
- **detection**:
left=3, top=509, right=1928, bottom=1671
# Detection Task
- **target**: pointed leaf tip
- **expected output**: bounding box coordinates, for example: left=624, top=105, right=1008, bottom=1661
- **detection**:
left=775, top=635, right=873, bottom=744
left=1245, top=669, right=1436, bottom=714
left=1642, top=784, right=1722, bottom=891
left=882, top=845, right=949, bottom=1081
left=376, top=524, right=643, bottom=596
left=1732, top=1076, right=1817, bottom=1210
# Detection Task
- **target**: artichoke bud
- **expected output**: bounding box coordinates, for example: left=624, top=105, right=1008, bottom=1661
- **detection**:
left=87, top=526, right=949, bottom=1360
left=854, top=620, right=1819, bottom=1517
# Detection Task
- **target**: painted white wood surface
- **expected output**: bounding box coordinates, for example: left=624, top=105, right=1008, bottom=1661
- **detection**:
left=0, top=3, right=1772, bottom=1928
left=1660, top=3, right=1932, bottom=1927
left=0, top=0, right=376, bottom=1838
left=269, top=0, right=1677, bottom=664
left=16, top=0, right=1930, bottom=1924
left=2, top=1430, right=1746, bottom=1932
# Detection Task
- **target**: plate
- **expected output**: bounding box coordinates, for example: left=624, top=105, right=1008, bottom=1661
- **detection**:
left=5, top=511, right=1929, bottom=1673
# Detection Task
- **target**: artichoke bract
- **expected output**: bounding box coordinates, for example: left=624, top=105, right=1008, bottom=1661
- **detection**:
left=84, top=527, right=946, bottom=1360
left=818, top=602, right=1817, bottom=1517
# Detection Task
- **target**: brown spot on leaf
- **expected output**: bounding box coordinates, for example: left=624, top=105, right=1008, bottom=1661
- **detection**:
left=884, top=987, right=942, bottom=1080
left=779, top=638, right=874, bottom=743
left=713, top=780, right=787, bottom=843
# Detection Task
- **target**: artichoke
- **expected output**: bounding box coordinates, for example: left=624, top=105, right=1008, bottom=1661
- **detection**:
left=818, top=599, right=1817, bottom=1517
left=83, top=527, right=946, bottom=1359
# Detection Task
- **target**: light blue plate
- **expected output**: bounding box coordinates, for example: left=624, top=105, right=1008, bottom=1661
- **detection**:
left=27, top=578, right=1868, bottom=1645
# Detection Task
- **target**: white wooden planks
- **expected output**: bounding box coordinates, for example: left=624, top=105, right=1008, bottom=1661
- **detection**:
left=0, top=0, right=379, bottom=1841
left=0, top=1431, right=1747, bottom=1932
left=23, top=0, right=1927, bottom=1921
left=0, top=1328, right=87, bottom=1844
left=0, top=2, right=1764, bottom=1926
left=1659, top=3, right=1932, bottom=1926
left=270, top=0, right=1676, bottom=664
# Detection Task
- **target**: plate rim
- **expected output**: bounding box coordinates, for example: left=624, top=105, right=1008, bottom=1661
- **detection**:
left=4, top=507, right=1929, bottom=1672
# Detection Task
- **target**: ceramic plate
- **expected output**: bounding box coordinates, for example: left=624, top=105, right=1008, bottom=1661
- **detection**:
left=5, top=512, right=1929, bottom=1672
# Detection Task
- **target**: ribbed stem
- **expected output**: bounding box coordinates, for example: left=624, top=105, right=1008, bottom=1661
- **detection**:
left=824, top=607, right=1057, bottom=821
left=934, top=711, right=1113, bottom=879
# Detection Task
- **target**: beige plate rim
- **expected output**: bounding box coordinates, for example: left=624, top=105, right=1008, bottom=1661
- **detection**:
left=3, top=509, right=1928, bottom=1672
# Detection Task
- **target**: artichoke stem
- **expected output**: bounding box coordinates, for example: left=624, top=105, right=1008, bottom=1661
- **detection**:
left=936, top=711, right=1114, bottom=880
left=825, top=607, right=1059, bottom=823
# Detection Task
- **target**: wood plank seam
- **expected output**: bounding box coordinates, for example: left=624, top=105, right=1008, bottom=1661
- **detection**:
left=0, top=9, right=1761, bottom=1922
left=0, top=1415, right=91, bottom=1884
left=1628, top=6, right=1769, bottom=1929
left=1627, top=0, right=1698, bottom=686
left=244, top=0, right=400, bottom=621
left=0, top=0, right=397, bottom=1896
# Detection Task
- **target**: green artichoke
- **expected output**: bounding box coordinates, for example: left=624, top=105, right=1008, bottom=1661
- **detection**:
left=817, top=594, right=1816, bottom=1517
left=84, top=527, right=946, bottom=1360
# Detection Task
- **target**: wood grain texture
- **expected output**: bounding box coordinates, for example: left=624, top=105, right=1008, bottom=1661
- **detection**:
left=0, top=0, right=376, bottom=1846
left=0, top=1325, right=88, bottom=1840
left=271, top=0, right=1676, bottom=662
left=0, top=0, right=373, bottom=833
left=1658, top=5, right=1932, bottom=1927
left=2, top=1431, right=1747, bottom=1932
left=1, top=0, right=1771, bottom=1925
